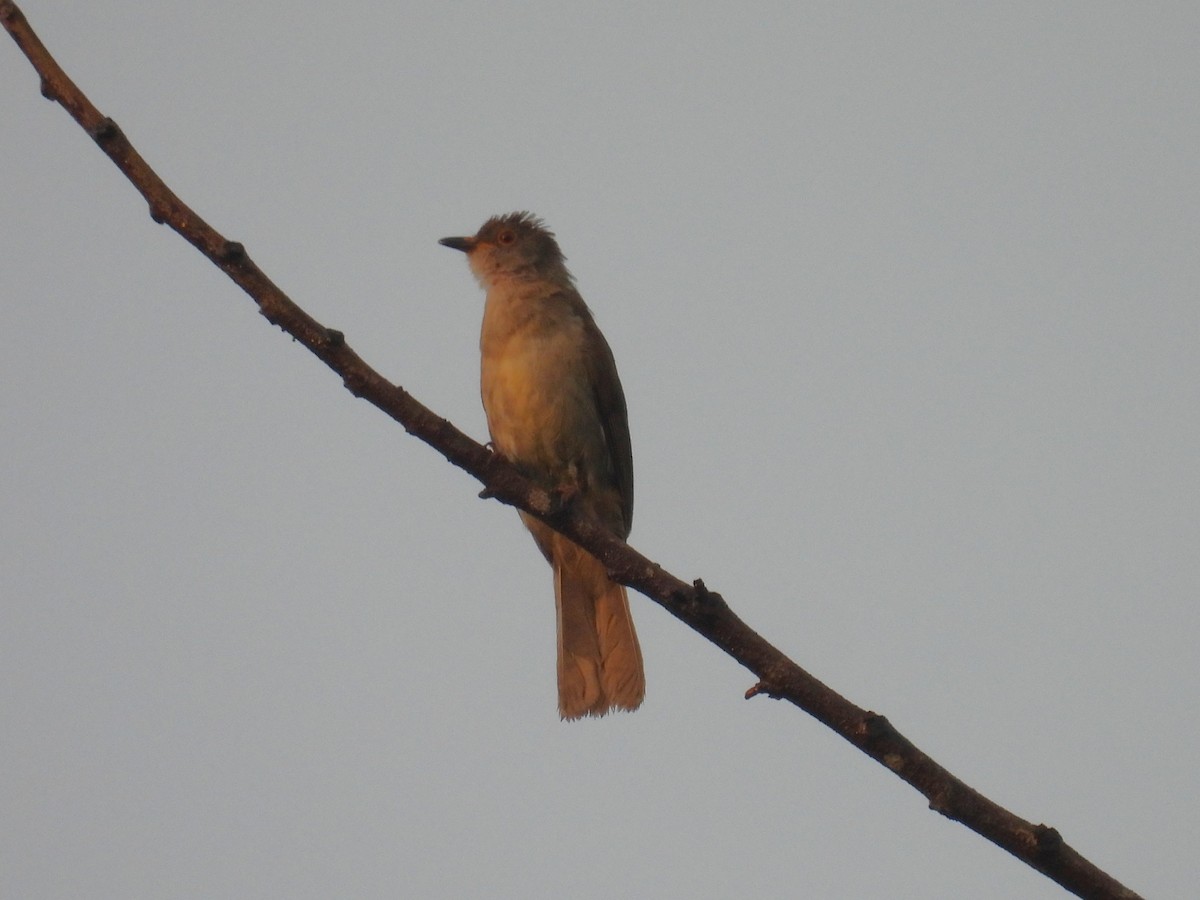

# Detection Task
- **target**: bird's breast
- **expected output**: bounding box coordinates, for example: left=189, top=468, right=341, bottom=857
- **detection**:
left=480, top=296, right=605, bottom=483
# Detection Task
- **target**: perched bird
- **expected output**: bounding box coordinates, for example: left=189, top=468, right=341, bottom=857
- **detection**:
left=439, top=212, right=644, bottom=719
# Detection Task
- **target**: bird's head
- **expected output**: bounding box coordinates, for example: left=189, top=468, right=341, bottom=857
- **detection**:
left=440, top=212, right=572, bottom=288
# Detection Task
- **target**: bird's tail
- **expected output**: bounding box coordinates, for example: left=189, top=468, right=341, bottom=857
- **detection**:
left=553, top=543, right=644, bottom=720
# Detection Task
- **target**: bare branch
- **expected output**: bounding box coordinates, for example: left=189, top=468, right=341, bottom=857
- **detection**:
left=1, top=4, right=1143, bottom=898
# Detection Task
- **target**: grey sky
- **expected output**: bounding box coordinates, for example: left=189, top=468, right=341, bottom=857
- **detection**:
left=3, top=3, right=1197, bottom=898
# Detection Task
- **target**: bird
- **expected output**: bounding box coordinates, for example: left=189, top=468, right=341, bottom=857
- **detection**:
left=439, top=212, right=644, bottom=719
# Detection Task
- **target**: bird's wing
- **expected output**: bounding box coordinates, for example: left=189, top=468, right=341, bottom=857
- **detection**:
left=585, top=318, right=634, bottom=536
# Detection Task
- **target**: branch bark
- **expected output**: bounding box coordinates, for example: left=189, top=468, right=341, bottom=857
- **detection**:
left=2, top=4, right=1142, bottom=898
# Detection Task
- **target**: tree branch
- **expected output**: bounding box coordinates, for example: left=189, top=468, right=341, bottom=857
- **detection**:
left=2, top=4, right=1142, bottom=898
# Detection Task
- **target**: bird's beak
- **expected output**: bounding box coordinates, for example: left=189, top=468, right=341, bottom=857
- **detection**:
left=438, top=236, right=474, bottom=253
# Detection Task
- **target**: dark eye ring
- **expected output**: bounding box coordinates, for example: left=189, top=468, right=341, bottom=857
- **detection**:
left=497, top=230, right=516, bottom=245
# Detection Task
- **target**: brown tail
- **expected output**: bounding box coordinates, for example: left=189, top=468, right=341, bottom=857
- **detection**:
left=553, top=544, right=645, bottom=720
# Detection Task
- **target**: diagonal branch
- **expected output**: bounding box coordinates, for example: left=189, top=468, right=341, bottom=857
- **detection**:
left=1, top=4, right=1141, bottom=898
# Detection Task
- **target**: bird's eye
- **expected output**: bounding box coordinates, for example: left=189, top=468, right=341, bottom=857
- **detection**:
left=497, top=230, right=516, bottom=245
